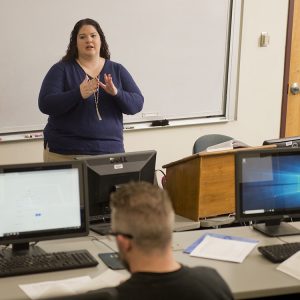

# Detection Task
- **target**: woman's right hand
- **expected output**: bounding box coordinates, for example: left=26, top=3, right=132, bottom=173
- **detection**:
left=80, top=75, right=99, bottom=99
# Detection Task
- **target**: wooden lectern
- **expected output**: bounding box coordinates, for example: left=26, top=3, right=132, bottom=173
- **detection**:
left=162, top=146, right=274, bottom=221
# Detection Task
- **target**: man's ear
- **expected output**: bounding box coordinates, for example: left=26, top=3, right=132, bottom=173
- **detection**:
left=116, top=234, right=132, bottom=253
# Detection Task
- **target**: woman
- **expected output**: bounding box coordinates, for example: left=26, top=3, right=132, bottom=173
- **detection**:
left=38, top=18, right=144, bottom=162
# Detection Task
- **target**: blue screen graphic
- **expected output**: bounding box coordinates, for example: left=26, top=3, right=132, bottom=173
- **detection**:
left=241, top=154, right=300, bottom=213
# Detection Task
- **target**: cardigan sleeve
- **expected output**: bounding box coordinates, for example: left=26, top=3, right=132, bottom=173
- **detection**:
left=38, top=62, right=83, bottom=117
left=112, top=64, right=144, bottom=115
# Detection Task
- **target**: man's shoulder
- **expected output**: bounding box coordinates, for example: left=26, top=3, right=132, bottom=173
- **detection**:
left=182, top=265, right=228, bottom=284
left=181, top=265, right=218, bottom=275
left=180, top=266, right=233, bottom=299
left=117, top=266, right=233, bottom=300
left=45, top=287, right=118, bottom=300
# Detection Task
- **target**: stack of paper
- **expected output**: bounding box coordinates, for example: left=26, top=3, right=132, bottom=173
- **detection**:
left=206, top=139, right=249, bottom=152
left=19, top=269, right=130, bottom=300
left=277, top=251, right=300, bottom=280
left=184, top=233, right=258, bottom=263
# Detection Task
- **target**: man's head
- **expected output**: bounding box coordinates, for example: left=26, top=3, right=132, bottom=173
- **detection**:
left=110, top=181, right=175, bottom=266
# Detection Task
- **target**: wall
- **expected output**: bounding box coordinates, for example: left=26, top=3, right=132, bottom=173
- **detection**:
left=0, top=0, right=289, bottom=174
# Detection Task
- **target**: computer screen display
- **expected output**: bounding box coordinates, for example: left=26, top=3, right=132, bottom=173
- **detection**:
left=82, top=150, right=156, bottom=224
left=0, top=161, right=88, bottom=255
left=235, top=148, right=300, bottom=236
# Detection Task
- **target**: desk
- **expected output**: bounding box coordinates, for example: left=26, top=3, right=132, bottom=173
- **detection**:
left=175, top=214, right=235, bottom=231
left=173, top=223, right=300, bottom=299
left=174, top=214, right=200, bottom=231
left=1, top=223, right=300, bottom=300
left=0, top=236, right=122, bottom=300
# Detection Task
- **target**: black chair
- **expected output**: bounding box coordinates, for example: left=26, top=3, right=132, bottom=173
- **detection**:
left=192, top=134, right=233, bottom=154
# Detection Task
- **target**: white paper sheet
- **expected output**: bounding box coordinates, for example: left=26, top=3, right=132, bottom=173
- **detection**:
left=19, top=269, right=130, bottom=300
left=277, top=251, right=300, bottom=280
left=190, top=234, right=257, bottom=263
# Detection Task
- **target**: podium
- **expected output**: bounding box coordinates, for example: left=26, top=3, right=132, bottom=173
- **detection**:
left=162, top=146, right=274, bottom=221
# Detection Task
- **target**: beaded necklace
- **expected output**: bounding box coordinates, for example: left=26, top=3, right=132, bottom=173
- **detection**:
left=87, top=74, right=101, bottom=120
left=93, top=82, right=101, bottom=120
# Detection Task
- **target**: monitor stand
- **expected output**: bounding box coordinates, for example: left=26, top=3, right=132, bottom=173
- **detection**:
left=90, top=223, right=111, bottom=235
left=253, top=221, right=300, bottom=237
left=89, top=212, right=111, bottom=235
left=2, top=242, right=46, bottom=258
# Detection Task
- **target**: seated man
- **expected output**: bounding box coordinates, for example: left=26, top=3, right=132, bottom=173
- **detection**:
left=109, top=181, right=233, bottom=300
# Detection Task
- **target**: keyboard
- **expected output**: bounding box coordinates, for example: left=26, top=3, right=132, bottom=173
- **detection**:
left=0, top=249, right=98, bottom=277
left=258, top=242, right=300, bottom=263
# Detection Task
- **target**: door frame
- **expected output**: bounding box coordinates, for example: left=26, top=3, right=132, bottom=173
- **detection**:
left=280, top=0, right=295, bottom=137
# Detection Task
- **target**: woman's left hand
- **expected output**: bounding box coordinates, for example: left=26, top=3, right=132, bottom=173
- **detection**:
left=99, top=73, right=118, bottom=96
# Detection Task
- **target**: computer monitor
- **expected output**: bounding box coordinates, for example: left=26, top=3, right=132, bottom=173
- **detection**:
left=235, top=148, right=300, bottom=237
left=0, top=160, right=88, bottom=257
left=82, top=150, right=157, bottom=224
left=263, top=136, right=300, bottom=148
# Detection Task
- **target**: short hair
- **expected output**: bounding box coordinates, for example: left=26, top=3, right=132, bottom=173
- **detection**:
left=110, top=182, right=175, bottom=252
left=62, top=18, right=110, bottom=61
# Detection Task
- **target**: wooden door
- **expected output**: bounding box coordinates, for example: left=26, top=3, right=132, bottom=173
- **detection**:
left=281, top=0, right=300, bottom=137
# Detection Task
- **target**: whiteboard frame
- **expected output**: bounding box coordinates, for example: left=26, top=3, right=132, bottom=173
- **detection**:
left=0, top=0, right=242, bottom=136
left=123, top=0, right=243, bottom=130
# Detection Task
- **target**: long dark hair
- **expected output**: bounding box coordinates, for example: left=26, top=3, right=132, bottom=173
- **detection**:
left=61, top=18, right=110, bottom=61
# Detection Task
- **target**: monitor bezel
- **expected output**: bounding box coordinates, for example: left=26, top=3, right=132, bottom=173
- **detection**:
left=0, top=160, right=89, bottom=247
left=235, top=147, right=300, bottom=223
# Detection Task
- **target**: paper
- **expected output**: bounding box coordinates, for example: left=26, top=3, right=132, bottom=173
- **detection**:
left=184, top=232, right=257, bottom=254
left=79, top=269, right=130, bottom=292
left=19, top=276, right=90, bottom=300
left=19, top=269, right=130, bottom=300
left=277, top=251, right=300, bottom=280
left=189, top=234, right=258, bottom=263
left=206, top=139, right=249, bottom=152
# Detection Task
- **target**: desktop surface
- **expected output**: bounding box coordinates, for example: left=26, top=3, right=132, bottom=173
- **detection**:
left=173, top=223, right=300, bottom=299
left=0, top=237, right=120, bottom=300
left=1, top=223, right=300, bottom=299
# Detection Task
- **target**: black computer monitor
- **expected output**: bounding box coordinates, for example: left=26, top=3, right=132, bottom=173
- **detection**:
left=0, top=160, right=88, bottom=257
left=82, top=150, right=157, bottom=224
left=235, top=148, right=300, bottom=237
left=263, top=136, right=300, bottom=148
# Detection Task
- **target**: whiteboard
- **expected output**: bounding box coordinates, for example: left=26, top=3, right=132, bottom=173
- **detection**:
left=0, top=0, right=241, bottom=134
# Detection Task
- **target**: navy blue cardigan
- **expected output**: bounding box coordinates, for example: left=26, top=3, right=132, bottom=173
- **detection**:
left=38, top=60, right=143, bottom=155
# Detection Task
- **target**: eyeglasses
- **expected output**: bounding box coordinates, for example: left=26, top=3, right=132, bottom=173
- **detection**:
left=107, top=230, right=133, bottom=240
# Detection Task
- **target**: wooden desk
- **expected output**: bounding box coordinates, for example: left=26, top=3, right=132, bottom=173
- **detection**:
left=163, top=149, right=236, bottom=221
left=163, top=146, right=275, bottom=221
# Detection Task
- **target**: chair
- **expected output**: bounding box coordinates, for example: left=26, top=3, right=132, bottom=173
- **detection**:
left=192, top=134, right=233, bottom=154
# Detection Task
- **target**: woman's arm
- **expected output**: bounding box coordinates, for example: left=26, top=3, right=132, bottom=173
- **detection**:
left=38, top=63, right=82, bottom=116
left=111, top=65, right=144, bottom=115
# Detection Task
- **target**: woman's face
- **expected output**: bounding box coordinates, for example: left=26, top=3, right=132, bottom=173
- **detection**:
left=77, top=25, right=101, bottom=58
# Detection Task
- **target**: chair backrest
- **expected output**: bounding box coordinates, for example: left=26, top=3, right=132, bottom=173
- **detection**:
left=192, top=134, right=233, bottom=154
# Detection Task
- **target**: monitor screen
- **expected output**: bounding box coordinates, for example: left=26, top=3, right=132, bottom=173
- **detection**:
left=0, top=160, right=88, bottom=256
left=81, top=150, right=156, bottom=224
left=235, top=148, right=300, bottom=237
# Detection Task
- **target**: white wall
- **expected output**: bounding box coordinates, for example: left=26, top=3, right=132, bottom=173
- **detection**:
left=0, top=0, right=289, bottom=173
